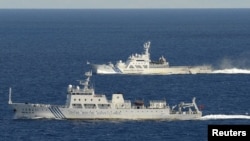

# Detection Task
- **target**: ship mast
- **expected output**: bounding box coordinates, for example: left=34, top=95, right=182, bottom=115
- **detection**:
left=82, top=71, right=92, bottom=90
left=143, top=41, right=151, bottom=62
left=8, top=87, right=12, bottom=104
left=143, top=41, right=150, bottom=55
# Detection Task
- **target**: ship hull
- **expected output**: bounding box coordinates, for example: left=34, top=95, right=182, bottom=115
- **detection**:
left=91, top=64, right=212, bottom=75
left=9, top=103, right=202, bottom=120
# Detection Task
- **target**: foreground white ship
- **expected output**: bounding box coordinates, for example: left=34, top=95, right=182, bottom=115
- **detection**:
left=8, top=72, right=202, bottom=120
left=91, top=41, right=212, bottom=75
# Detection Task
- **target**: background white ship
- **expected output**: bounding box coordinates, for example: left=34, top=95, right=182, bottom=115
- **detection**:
left=90, top=41, right=213, bottom=75
left=8, top=71, right=202, bottom=120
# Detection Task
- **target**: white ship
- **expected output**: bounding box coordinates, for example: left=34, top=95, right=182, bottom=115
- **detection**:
left=90, top=41, right=213, bottom=75
left=8, top=72, right=202, bottom=120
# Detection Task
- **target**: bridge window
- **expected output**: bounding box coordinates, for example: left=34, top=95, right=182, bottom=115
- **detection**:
left=72, top=104, right=83, bottom=108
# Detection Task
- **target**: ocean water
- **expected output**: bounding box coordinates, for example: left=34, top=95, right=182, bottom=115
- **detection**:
left=0, top=9, right=250, bottom=141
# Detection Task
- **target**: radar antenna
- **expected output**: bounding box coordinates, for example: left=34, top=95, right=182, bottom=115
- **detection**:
left=76, top=71, right=92, bottom=89
left=85, top=71, right=92, bottom=77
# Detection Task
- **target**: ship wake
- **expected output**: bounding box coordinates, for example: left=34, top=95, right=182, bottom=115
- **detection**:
left=211, top=57, right=250, bottom=74
left=211, top=68, right=250, bottom=74
left=200, top=114, right=250, bottom=120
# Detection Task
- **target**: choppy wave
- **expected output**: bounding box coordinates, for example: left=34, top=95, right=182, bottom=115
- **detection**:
left=212, top=68, right=250, bottom=74
left=200, top=114, right=250, bottom=120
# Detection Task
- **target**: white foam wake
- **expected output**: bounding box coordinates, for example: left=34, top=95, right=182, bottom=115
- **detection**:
left=200, top=114, right=250, bottom=120
left=212, top=68, right=250, bottom=74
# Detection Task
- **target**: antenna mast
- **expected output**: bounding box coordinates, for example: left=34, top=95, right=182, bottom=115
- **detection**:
left=8, top=87, right=12, bottom=104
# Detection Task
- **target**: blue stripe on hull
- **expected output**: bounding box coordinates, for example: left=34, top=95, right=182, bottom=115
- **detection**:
left=53, top=107, right=66, bottom=118
left=49, top=106, right=66, bottom=119
left=113, top=67, right=122, bottom=73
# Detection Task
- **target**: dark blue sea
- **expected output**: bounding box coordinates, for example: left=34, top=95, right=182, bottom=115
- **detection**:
left=0, top=9, right=250, bottom=141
